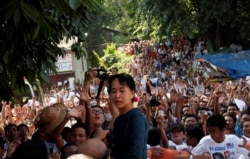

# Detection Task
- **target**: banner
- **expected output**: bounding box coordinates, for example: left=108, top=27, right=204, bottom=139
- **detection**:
left=195, top=50, right=250, bottom=79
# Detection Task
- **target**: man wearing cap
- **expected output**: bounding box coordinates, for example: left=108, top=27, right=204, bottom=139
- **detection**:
left=168, top=124, right=188, bottom=151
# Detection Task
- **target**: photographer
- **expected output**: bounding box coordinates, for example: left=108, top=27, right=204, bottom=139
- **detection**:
left=78, top=67, right=119, bottom=147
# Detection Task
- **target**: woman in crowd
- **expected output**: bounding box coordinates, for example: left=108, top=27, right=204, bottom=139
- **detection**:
left=108, top=73, right=148, bottom=159
left=224, top=114, right=236, bottom=135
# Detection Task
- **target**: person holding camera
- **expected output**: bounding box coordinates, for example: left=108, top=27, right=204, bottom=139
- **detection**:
left=77, top=68, right=119, bottom=148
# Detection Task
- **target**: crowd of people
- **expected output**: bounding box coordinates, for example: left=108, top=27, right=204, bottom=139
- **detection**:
left=0, top=35, right=250, bottom=159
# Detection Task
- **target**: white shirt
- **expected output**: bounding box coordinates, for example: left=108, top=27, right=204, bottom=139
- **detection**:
left=192, top=134, right=243, bottom=159
left=168, top=140, right=188, bottom=151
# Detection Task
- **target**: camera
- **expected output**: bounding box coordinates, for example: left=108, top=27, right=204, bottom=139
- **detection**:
left=158, top=110, right=165, bottom=117
left=97, top=66, right=109, bottom=80
left=149, top=96, right=160, bottom=106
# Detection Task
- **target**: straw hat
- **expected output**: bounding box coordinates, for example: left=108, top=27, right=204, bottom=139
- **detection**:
left=35, top=103, right=67, bottom=133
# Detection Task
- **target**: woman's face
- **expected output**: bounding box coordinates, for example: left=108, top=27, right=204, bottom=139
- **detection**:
left=243, top=121, right=250, bottom=137
left=224, top=116, right=235, bottom=129
left=109, top=78, right=135, bottom=113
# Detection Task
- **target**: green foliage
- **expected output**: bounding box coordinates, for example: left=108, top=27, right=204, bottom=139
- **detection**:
left=134, top=0, right=198, bottom=41
left=0, top=0, right=101, bottom=100
left=93, top=43, right=133, bottom=73
left=114, top=34, right=131, bottom=44
left=103, top=0, right=250, bottom=50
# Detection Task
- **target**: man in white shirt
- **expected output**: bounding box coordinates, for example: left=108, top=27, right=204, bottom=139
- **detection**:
left=191, top=115, right=243, bottom=159
left=174, top=115, right=246, bottom=159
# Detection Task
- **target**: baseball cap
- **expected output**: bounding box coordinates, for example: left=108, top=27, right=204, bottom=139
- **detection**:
left=169, top=124, right=184, bottom=132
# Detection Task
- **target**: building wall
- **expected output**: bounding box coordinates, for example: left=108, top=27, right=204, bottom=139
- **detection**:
left=49, top=50, right=88, bottom=91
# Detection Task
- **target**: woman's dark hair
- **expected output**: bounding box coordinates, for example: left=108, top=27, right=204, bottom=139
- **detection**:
left=108, top=73, right=136, bottom=101
left=224, top=114, right=237, bottom=123
left=71, top=122, right=89, bottom=136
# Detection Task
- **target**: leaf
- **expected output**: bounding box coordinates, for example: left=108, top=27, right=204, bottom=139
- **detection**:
left=69, top=0, right=81, bottom=10
left=32, top=23, right=41, bottom=40
left=20, top=0, right=40, bottom=23
left=25, top=55, right=34, bottom=69
left=0, top=64, right=3, bottom=73
left=3, top=51, right=9, bottom=64
left=39, top=70, right=50, bottom=83
left=13, top=8, right=21, bottom=25
left=4, top=1, right=16, bottom=22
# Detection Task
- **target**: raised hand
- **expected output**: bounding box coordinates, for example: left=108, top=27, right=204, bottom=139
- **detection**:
left=67, top=105, right=85, bottom=119
left=6, top=140, right=20, bottom=158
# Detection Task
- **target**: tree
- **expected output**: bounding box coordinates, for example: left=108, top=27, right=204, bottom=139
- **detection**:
left=0, top=0, right=101, bottom=100
left=93, top=43, right=133, bottom=73
left=133, top=0, right=250, bottom=50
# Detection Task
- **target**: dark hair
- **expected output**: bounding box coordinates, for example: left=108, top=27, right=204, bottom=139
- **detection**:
left=62, top=127, right=71, bottom=143
left=185, top=123, right=204, bottom=141
left=206, top=115, right=226, bottom=130
left=71, top=122, right=89, bottom=136
left=241, top=106, right=250, bottom=116
left=18, top=123, right=29, bottom=132
left=182, top=105, right=190, bottom=111
left=11, top=139, right=48, bottom=159
left=147, top=127, right=161, bottom=146
left=108, top=73, right=136, bottom=101
left=242, top=119, right=250, bottom=129
left=196, top=107, right=209, bottom=115
left=183, top=114, right=199, bottom=123
left=224, top=114, right=237, bottom=123
left=227, top=102, right=239, bottom=111
left=60, top=143, right=78, bottom=159
left=5, top=124, right=17, bottom=137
